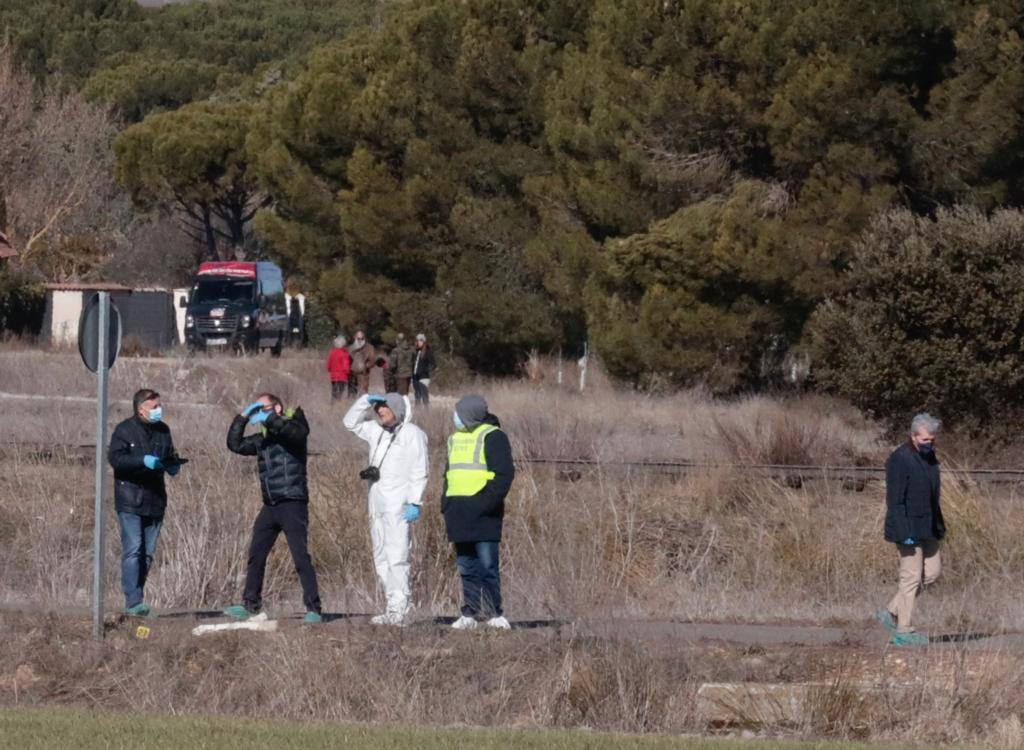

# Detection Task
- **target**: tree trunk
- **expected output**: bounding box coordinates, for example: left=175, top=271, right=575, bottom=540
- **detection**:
left=227, top=201, right=246, bottom=260
left=0, top=181, right=7, bottom=234
left=201, top=203, right=218, bottom=262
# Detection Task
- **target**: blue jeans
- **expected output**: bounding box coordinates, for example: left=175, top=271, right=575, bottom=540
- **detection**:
left=455, top=541, right=502, bottom=618
left=117, top=511, right=163, bottom=609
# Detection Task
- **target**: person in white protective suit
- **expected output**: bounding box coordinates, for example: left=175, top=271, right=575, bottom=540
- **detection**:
left=344, top=392, right=429, bottom=625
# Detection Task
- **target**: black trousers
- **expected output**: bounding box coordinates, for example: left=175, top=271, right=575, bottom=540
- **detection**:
left=243, top=501, right=321, bottom=614
left=413, top=378, right=430, bottom=406
left=331, top=381, right=346, bottom=400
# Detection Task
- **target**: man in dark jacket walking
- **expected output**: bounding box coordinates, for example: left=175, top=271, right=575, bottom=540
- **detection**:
left=876, top=413, right=945, bottom=647
left=225, top=393, right=323, bottom=623
left=442, top=395, right=515, bottom=630
left=108, top=389, right=183, bottom=616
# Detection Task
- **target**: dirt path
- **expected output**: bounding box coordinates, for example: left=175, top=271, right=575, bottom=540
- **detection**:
left=1, top=600, right=1015, bottom=652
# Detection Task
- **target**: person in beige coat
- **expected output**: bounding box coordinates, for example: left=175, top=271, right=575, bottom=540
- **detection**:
left=348, top=329, right=377, bottom=396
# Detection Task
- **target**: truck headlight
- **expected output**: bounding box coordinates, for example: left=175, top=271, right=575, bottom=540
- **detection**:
left=185, top=315, right=195, bottom=328
left=241, top=314, right=252, bottom=328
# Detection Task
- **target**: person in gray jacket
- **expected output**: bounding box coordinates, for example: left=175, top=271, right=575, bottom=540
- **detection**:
left=876, top=413, right=944, bottom=647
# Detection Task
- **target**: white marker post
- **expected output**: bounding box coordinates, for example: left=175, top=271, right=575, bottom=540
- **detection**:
left=92, top=292, right=109, bottom=640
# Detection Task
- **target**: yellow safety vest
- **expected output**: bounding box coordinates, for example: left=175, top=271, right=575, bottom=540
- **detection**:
left=445, top=424, right=499, bottom=497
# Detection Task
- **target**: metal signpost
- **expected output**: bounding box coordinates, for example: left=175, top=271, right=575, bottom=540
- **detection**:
left=78, top=292, right=122, bottom=640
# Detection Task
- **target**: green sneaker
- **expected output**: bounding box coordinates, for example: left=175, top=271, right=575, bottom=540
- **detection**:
left=126, top=603, right=152, bottom=617
left=223, top=604, right=256, bottom=620
left=874, top=608, right=897, bottom=633
left=304, top=611, right=323, bottom=624
left=890, top=631, right=929, bottom=647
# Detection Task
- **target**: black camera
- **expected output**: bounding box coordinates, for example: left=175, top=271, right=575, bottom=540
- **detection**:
left=359, top=466, right=381, bottom=482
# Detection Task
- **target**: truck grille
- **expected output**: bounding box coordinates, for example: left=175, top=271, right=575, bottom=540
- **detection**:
left=196, top=315, right=239, bottom=334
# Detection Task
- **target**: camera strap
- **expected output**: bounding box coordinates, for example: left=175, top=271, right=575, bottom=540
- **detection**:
left=371, top=429, right=397, bottom=470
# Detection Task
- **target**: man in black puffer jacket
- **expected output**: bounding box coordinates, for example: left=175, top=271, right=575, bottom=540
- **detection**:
left=225, top=392, right=322, bottom=622
left=876, top=412, right=945, bottom=647
left=109, top=388, right=183, bottom=616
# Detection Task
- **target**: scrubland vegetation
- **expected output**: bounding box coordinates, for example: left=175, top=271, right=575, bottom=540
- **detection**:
left=4, top=350, right=1024, bottom=746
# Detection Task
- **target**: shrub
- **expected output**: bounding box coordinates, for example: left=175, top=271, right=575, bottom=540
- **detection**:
left=0, top=266, right=43, bottom=337
left=585, top=181, right=808, bottom=393
left=809, top=206, right=1024, bottom=429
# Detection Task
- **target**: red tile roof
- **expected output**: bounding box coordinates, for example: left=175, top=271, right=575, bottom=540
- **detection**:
left=44, top=282, right=131, bottom=292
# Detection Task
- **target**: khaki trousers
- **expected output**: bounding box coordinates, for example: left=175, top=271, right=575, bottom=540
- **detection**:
left=887, top=540, right=941, bottom=633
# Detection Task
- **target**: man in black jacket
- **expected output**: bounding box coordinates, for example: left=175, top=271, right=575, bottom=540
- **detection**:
left=225, top=393, right=323, bottom=623
left=876, top=412, right=945, bottom=647
left=442, top=394, right=515, bottom=630
left=108, top=388, right=182, bottom=616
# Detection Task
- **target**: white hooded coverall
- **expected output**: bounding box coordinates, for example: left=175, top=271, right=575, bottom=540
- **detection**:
left=343, top=395, right=429, bottom=616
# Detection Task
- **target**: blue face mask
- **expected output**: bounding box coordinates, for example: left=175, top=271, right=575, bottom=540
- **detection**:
left=453, top=412, right=465, bottom=431
left=148, top=406, right=163, bottom=423
left=917, top=442, right=934, bottom=455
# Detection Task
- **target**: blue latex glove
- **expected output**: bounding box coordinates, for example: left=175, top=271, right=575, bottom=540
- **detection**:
left=242, top=401, right=264, bottom=417
left=143, top=455, right=164, bottom=471
left=403, top=504, right=422, bottom=523
left=249, top=409, right=271, bottom=426
left=901, top=537, right=915, bottom=545
left=367, top=395, right=387, bottom=405
left=166, top=463, right=180, bottom=477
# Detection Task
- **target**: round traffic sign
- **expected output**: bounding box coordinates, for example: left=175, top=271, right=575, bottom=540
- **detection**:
left=79, top=293, right=122, bottom=373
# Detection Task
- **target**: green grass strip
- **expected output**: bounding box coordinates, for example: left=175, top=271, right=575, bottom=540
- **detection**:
left=0, top=707, right=967, bottom=750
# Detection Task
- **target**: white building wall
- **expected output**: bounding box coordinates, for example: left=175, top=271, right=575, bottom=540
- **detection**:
left=50, top=291, right=83, bottom=344
left=173, top=288, right=189, bottom=344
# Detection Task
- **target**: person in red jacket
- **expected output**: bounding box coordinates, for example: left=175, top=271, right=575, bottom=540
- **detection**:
left=327, top=336, right=352, bottom=401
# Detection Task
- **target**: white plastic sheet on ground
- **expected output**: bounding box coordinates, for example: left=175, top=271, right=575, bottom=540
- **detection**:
left=191, top=612, right=278, bottom=636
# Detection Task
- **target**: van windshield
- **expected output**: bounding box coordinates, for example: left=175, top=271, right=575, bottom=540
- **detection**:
left=191, top=279, right=255, bottom=305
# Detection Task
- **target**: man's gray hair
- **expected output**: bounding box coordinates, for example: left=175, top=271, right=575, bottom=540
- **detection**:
left=910, top=412, right=941, bottom=436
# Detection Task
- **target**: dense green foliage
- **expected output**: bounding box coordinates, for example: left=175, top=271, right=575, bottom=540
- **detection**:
left=9, top=0, right=1024, bottom=423
left=0, top=0, right=378, bottom=119
left=115, top=101, right=262, bottom=261
left=241, top=0, right=971, bottom=383
left=810, top=207, right=1024, bottom=427
left=0, top=267, right=44, bottom=337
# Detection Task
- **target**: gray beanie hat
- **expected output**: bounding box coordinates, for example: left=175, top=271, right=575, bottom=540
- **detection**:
left=455, top=394, right=488, bottom=429
left=382, top=393, right=407, bottom=423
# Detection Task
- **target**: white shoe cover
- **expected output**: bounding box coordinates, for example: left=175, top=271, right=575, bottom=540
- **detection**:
left=486, top=616, right=511, bottom=630
left=451, top=615, right=478, bottom=630
left=371, top=612, right=407, bottom=626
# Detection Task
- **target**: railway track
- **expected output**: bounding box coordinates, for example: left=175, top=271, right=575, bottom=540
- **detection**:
left=4, top=442, right=1024, bottom=486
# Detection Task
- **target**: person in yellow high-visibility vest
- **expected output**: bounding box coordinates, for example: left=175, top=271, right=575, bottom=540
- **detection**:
left=442, top=394, right=515, bottom=630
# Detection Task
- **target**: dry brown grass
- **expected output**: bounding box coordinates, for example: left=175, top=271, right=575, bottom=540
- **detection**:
left=5, top=612, right=1024, bottom=745
left=2, top=347, right=1022, bottom=624
left=6, top=347, right=1024, bottom=743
